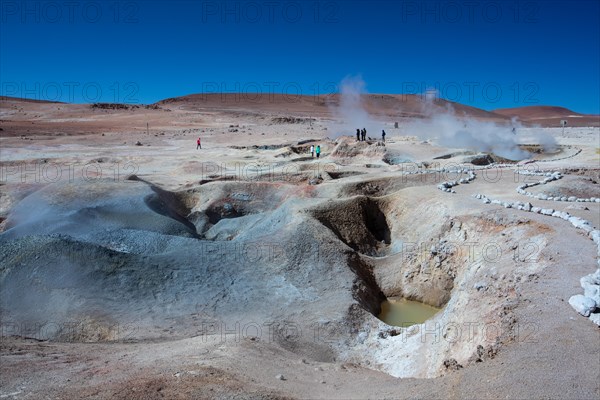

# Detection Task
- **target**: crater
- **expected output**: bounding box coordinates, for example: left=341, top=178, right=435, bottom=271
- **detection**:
left=339, top=175, right=435, bottom=197
left=327, top=171, right=365, bottom=179
left=311, top=196, right=391, bottom=257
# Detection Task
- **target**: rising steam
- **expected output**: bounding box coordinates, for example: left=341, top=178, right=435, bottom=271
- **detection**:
left=329, top=76, right=557, bottom=161
left=406, top=99, right=557, bottom=160
left=328, top=75, right=385, bottom=137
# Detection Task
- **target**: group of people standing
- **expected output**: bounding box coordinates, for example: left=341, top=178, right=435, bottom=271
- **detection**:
left=309, top=144, right=321, bottom=158
left=356, top=128, right=386, bottom=143
left=356, top=128, right=367, bottom=141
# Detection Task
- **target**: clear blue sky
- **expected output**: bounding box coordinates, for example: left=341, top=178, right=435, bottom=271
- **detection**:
left=1, top=0, right=599, bottom=113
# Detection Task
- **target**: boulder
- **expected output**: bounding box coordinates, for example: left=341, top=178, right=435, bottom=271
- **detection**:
left=568, top=295, right=597, bottom=317
left=582, top=272, right=600, bottom=288
left=583, top=284, right=600, bottom=306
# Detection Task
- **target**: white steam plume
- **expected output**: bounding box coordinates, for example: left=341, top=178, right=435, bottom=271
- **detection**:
left=406, top=97, right=557, bottom=161
left=328, top=75, right=386, bottom=138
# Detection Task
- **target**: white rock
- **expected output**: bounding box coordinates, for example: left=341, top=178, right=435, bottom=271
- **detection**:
left=531, top=207, right=541, bottom=213
left=540, top=208, right=554, bottom=216
left=568, top=295, right=597, bottom=317
left=568, top=217, right=590, bottom=230
left=583, top=285, right=600, bottom=306
left=581, top=274, right=598, bottom=288
left=580, top=224, right=594, bottom=234
left=589, top=313, right=600, bottom=326
left=588, top=269, right=600, bottom=285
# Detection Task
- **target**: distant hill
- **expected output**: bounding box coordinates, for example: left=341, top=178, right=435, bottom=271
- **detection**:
left=155, top=93, right=511, bottom=122
left=0, top=96, right=64, bottom=104
left=493, top=105, right=599, bottom=127
left=2, top=95, right=597, bottom=128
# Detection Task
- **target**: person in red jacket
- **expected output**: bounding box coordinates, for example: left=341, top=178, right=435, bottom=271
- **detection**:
left=196, top=137, right=201, bottom=149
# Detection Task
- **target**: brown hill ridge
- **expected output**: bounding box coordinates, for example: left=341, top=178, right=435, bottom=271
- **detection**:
left=1, top=95, right=598, bottom=132
left=494, top=105, right=600, bottom=127
left=156, top=93, right=511, bottom=122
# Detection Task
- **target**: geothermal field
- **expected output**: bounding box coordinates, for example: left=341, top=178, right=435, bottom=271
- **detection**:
left=0, top=93, right=599, bottom=399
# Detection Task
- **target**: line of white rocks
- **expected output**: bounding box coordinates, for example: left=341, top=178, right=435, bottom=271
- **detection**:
left=570, top=270, right=600, bottom=325
left=515, top=170, right=600, bottom=203
left=437, top=170, right=477, bottom=193
left=434, top=163, right=526, bottom=194
left=472, top=192, right=600, bottom=326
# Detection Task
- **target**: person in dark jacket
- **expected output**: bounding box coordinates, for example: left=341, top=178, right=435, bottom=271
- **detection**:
left=381, top=130, right=386, bottom=142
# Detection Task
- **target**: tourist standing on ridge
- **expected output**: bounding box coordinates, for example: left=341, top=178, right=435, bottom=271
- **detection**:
left=196, top=137, right=201, bottom=149
left=361, top=128, right=366, bottom=141
left=315, top=145, right=321, bottom=158
left=310, top=144, right=315, bottom=157
left=356, top=128, right=360, bottom=141
left=382, top=130, right=386, bottom=143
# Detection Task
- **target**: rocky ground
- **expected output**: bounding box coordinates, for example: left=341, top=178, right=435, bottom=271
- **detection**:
left=0, top=98, right=599, bottom=399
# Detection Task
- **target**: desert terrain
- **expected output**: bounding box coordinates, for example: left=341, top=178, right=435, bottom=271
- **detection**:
left=1, top=94, right=599, bottom=399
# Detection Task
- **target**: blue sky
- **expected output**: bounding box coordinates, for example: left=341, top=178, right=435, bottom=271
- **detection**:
left=1, top=0, right=599, bottom=113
